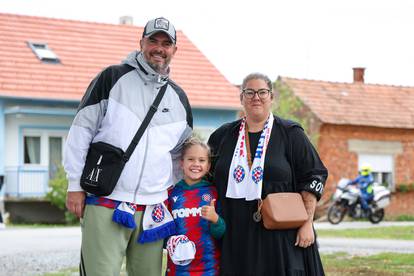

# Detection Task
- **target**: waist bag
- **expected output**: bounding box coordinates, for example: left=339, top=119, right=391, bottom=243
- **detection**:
left=80, top=83, right=168, bottom=196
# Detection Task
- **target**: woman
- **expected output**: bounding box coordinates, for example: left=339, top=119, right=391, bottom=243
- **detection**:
left=208, top=73, right=328, bottom=276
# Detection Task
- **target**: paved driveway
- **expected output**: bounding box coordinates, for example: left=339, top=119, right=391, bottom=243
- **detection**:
left=0, top=227, right=81, bottom=276
left=314, top=221, right=414, bottom=255
left=317, top=237, right=414, bottom=255
left=0, top=222, right=413, bottom=275
left=314, top=221, right=414, bottom=230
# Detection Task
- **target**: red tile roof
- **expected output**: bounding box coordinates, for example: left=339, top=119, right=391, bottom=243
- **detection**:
left=0, top=13, right=240, bottom=109
left=280, top=77, right=414, bottom=129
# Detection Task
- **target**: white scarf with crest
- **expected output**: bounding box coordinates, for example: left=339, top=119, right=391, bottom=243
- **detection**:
left=226, top=114, right=273, bottom=200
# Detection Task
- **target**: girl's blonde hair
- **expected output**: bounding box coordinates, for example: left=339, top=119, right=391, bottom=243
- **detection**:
left=181, top=137, right=211, bottom=161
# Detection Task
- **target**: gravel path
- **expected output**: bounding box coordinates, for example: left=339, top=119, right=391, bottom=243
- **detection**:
left=0, top=227, right=81, bottom=276
left=0, top=250, right=79, bottom=276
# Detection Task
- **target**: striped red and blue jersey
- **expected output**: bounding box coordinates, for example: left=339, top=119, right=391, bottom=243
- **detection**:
left=167, top=179, right=223, bottom=276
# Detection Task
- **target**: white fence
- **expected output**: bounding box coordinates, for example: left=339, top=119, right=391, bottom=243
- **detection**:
left=5, top=166, right=49, bottom=197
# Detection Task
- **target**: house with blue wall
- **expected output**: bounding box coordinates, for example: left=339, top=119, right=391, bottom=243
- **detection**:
left=0, top=13, right=240, bottom=216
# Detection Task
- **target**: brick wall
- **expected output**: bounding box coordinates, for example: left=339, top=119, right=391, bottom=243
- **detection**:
left=317, top=124, right=414, bottom=216
left=384, top=191, right=414, bottom=217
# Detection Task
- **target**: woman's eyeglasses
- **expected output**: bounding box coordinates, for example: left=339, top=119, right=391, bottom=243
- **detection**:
left=242, top=88, right=272, bottom=99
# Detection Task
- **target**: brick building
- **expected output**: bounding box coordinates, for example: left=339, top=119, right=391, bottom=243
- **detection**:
left=280, top=68, right=414, bottom=217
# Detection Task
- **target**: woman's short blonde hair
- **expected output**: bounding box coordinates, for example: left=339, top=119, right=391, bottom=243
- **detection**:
left=241, top=72, right=272, bottom=91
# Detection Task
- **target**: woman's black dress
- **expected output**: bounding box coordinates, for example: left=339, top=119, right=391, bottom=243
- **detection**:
left=208, top=116, right=328, bottom=276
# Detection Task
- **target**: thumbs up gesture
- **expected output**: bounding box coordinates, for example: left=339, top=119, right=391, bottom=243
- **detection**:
left=201, top=199, right=219, bottom=223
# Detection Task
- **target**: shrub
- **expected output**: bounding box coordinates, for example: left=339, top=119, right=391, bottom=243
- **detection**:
left=396, top=182, right=414, bottom=193
left=46, top=165, right=78, bottom=224
left=395, top=214, right=414, bottom=221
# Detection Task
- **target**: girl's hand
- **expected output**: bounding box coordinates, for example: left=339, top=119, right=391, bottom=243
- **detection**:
left=201, top=199, right=219, bottom=223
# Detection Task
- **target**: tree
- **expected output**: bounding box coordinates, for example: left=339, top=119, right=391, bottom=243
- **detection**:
left=273, top=79, right=319, bottom=145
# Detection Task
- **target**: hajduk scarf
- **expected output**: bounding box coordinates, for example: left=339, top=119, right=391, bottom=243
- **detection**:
left=86, top=195, right=176, bottom=243
left=137, top=202, right=176, bottom=243
left=112, top=201, right=176, bottom=244
left=226, top=114, right=273, bottom=201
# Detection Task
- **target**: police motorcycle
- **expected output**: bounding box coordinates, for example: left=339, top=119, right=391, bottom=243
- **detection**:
left=327, top=178, right=391, bottom=224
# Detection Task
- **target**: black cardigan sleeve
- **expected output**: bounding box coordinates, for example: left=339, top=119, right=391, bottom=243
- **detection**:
left=288, top=126, right=328, bottom=201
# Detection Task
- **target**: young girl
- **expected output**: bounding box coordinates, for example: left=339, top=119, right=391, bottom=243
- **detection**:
left=167, top=137, right=225, bottom=276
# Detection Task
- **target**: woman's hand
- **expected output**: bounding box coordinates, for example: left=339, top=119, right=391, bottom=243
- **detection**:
left=201, top=199, right=219, bottom=223
left=295, top=221, right=314, bottom=248
left=295, top=191, right=317, bottom=248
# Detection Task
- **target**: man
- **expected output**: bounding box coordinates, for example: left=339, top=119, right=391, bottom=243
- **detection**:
left=63, top=17, right=192, bottom=276
left=348, top=163, right=375, bottom=214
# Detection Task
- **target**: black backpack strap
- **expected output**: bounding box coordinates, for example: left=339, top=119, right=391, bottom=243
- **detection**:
left=123, top=82, right=169, bottom=162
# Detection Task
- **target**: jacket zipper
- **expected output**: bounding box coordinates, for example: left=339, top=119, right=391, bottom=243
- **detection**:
left=133, top=130, right=150, bottom=202
left=133, top=81, right=160, bottom=202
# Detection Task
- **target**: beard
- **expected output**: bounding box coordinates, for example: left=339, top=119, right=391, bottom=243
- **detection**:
left=144, top=50, right=172, bottom=75
left=147, top=60, right=169, bottom=74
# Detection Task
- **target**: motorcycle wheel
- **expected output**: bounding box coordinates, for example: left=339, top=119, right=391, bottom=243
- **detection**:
left=369, top=209, right=384, bottom=224
left=327, top=204, right=346, bottom=224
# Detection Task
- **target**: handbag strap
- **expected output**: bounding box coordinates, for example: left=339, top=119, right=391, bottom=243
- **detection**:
left=279, top=118, right=298, bottom=192
left=286, top=126, right=296, bottom=192
left=255, top=117, right=300, bottom=221
left=123, top=82, right=169, bottom=162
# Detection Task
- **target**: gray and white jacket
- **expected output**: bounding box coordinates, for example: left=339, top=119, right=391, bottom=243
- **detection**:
left=63, top=51, right=193, bottom=205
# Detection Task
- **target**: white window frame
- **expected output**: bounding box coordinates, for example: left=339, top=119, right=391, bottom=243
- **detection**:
left=27, top=41, right=60, bottom=63
left=349, top=139, right=402, bottom=192
left=23, top=135, right=41, bottom=165
left=22, top=129, right=67, bottom=168
left=358, top=153, right=395, bottom=191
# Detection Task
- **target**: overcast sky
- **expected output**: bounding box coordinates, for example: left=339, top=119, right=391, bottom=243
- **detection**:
left=2, top=0, right=414, bottom=86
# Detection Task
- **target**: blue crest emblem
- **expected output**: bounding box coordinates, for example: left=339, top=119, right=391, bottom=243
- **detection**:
left=151, top=204, right=165, bottom=223
left=202, top=193, right=212, bottom=202
left=251, top=166, right=263, bottom=184
left=233, top=165, right=246, bottom=183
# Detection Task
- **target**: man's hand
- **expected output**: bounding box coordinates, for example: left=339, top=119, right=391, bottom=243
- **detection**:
left=66, top=191, right=86, bottom=218
left=201, top=199, right=219, bottom=223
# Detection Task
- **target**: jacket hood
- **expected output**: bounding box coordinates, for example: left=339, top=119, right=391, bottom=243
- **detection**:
left=122, top=51, right=170, bottom=82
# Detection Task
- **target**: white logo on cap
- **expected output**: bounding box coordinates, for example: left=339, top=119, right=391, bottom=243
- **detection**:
left=155, top=18, right=169, bottom=30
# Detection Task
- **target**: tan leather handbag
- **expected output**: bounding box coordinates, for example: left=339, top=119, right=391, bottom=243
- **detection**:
left=259, top=193, right=308, bottom=230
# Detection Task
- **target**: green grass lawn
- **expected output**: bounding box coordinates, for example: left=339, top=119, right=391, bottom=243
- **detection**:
left=318, top=226, right=414, bottom=274
left=43, top=226, right=414, bottom=275
left=45, top=252, right=414, bottom=276
left=322, top=252, right=414, bottom=275
left=317, top=226, right=414, bottom=240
